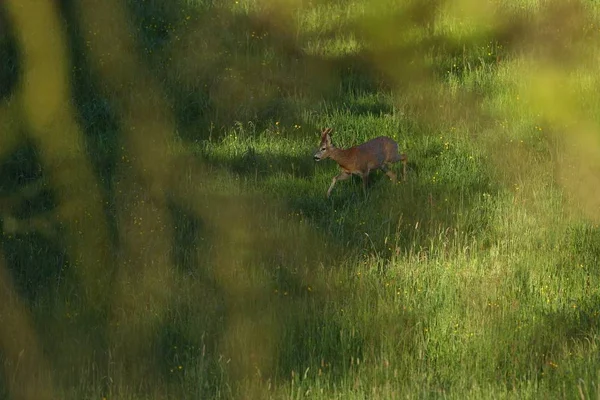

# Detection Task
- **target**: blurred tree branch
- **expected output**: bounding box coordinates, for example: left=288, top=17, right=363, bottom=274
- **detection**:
left=0, top=99, right=22, bottom=162
left=0, top=179, right=57, bottom=239
left=75, top=0, right=186, bottom=390
left=4, top=0, right=112, bottom=308
left=0, top=93, right=61, bottom=243
left=2, top=0, right=326, bottom=394
left=75, top=0, right=306, bottom=389
left=0, top=251, right=55, bottom=400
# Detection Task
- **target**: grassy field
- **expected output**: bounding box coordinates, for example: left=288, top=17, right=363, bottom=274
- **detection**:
left=1, top=0, right=600, bottom=399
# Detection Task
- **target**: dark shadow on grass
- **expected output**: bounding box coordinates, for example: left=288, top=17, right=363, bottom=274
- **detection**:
left=196, top=144, right=317, bottom=180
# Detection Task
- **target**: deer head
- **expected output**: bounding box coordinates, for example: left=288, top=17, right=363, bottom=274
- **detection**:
left=313, top=128, right=334, bottom=161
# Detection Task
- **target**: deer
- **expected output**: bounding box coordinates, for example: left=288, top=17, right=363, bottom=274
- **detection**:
left=313, top=128, right=407, bottom=198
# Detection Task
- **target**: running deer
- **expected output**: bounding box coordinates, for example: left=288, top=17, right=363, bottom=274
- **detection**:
left=313, top=128, right=407, bottom=198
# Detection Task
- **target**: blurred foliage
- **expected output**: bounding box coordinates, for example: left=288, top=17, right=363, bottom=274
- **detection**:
left=0, top=0, right=600, bottom=398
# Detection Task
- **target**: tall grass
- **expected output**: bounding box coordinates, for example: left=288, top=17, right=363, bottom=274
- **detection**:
left=0, top=0, right=599, bottom=399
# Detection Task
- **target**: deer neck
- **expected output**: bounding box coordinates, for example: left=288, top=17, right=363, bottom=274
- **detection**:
left=328, top=146, right=354, bottom=166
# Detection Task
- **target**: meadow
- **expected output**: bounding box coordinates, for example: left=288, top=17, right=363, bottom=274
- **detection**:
left=0, top=0, right=600, bottom=398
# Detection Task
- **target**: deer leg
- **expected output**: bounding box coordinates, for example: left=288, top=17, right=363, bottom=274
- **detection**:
left=327, top=171, right=351, bottom=198
left=400, top=154, right=408, bottom=182
left=361, top=169, right=370, bottom=198
left=381, top=164, right=397, bottom=183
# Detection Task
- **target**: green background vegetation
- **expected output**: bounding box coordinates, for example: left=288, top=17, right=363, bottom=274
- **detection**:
left=1, top=0, right=599, bottom=398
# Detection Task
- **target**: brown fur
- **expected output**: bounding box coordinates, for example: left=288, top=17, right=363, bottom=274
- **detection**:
left=313, top=128, right=407, bottom=197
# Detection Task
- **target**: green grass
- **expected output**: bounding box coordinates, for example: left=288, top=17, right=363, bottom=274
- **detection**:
left=1, top=0, right=600, bottom=399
